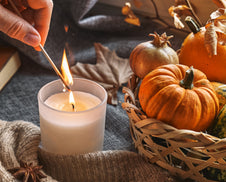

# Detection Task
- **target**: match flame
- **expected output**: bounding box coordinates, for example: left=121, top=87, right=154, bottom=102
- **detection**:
left=61, top=49, right=73, bottom=86
left=61, top=49, right=76, bottom=111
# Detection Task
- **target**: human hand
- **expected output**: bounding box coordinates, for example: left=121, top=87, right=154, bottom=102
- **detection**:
left=0, top=0, right=53, bottom=49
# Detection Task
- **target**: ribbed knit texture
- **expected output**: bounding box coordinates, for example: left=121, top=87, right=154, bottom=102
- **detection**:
left=0, top=120, right=180, bottom=182
left=0, top=120, right=56, bottom=182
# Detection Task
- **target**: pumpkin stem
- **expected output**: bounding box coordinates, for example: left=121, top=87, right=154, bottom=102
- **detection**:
left=149, top=32, right=173, bottom=47
left=180, top=66, right=194, bottom=89
left=185, top=16, right=200, bottom=34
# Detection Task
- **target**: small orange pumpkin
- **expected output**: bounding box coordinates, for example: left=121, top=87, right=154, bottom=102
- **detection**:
left=179, top=17, right=226, bottom=83
left=129, top=32, right=179, bottom=79
left=138, top=64, right=219, bottom=131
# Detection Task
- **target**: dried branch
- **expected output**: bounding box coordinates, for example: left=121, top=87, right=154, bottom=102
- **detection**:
left=150, top=0, right=159, bottom=18
left=148, top=0, right=189, bottom=33
left=185, top=0, right=203, bottom=27
left=122, top=0, right=190, bottom=33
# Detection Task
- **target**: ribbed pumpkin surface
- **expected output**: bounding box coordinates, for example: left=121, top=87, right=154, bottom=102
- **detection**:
left=138, top=64, right=219, bottom=131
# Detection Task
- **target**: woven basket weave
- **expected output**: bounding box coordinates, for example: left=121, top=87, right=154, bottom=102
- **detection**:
left=122, top=74, right=226, bottom=182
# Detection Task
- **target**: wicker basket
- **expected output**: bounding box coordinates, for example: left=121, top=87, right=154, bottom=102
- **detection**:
left=122, top=74, right=226, bottom=182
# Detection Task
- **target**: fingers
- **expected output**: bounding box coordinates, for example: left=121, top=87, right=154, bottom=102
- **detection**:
left=0, top=5, right=41, bottom=47
left=27, top=0, right=53, bottom=46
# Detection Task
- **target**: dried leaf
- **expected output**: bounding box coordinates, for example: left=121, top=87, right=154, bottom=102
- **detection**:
left=168, top=4, right=192, bottom=29
left=212, top=0, right=226, bottom=8
left=169, top=7, right=184, bottom=28
left=205, top=23, right=218, bottom=57
left=122, top=2, right=140, bottom=27
left=214, top=19, right=226, bottom=33
left=214, top=19, right=226, bottom=45
left=210, top=8, right=226, bottom=20
left=169, top=0, right=202, bottom=28
left=124, top=17, right=141, bottom=26
left=71, top=43, right=133, bottom=105
left=173, top=14, right=185, bottom=29
left=168, top=5, right=191, bottom=17
left=207, top=9, right=226, bottom=35
left=207, top=8, right=226, bottom=45
left=216, top=31, right=226, bottom=45
left=168, top=6, right=175, bottom=17
left=173, top=5, right=192, bottom=17
left=122, top=2, right=131, bottom=15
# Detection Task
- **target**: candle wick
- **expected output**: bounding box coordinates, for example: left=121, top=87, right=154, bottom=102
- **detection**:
left=72, top=104, right=76, bottom=112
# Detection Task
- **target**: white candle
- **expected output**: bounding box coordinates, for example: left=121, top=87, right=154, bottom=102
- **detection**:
left=38, top=78, right=107, bottom=155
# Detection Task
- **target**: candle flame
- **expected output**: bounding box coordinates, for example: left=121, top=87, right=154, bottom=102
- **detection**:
left=61, top=49, right=73, bottom=86
left=69, top=91, right=76, bottom=111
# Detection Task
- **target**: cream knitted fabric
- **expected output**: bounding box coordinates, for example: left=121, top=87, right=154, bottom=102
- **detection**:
left=0, top=120, right=180, bottom=182
left=0, top=120, right=56, bottom=182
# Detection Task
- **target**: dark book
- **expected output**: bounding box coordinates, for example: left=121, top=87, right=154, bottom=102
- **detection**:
left=0, top=46, right=21, bottom=91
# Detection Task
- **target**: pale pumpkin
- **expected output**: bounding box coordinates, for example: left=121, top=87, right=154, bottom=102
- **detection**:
left=129, top=32, right=179, bottom=79
left=179, top=17, right=226, bottom=83
left=138, top=64, right=219, bottom=131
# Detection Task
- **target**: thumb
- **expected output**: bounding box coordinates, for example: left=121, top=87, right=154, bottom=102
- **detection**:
left=0, top=5, right=41, bottom=47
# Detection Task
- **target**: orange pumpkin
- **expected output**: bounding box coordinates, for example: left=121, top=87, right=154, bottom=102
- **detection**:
left=138, top=64, right=219, bottom=131
left=179, top=19, right=226, bottom=83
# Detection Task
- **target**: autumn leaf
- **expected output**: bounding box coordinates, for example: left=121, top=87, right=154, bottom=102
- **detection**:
left=124, top=17, right=140, bottom=27
left=168, top=5, right=192, bottom=29
left=205, top=23, right=218, bottom=57
left=71, top=43, right=133, bottom=105
left=169, top=10, right=185, bottom=29
left=122, top=2, right=140, bottom=26
left=215, top=21, right=226, bottom=45
left=169, top=0, right=203, bottom=29
left=209, top=8, right=226, bottom=20
left=170, top=5, right=191, bottom=17
left=204, top=8, right=226, bottom=55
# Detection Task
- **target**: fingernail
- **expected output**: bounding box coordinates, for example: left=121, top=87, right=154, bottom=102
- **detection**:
left=23, top=33, right=41, bottom=47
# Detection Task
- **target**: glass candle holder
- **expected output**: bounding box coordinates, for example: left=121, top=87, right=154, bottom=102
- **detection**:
left=38, top=78, right=107, bottom=155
